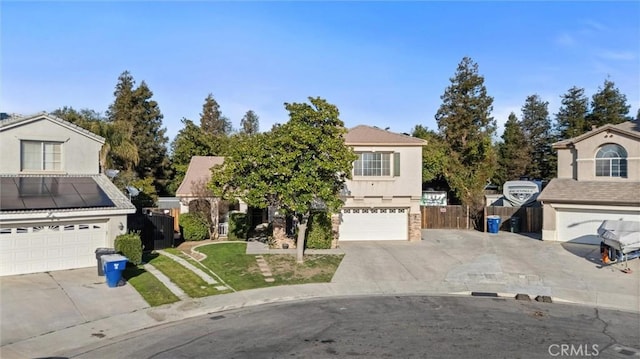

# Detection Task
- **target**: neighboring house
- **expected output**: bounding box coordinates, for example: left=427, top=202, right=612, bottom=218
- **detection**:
left=538, top=121, right=640, bottom=245
left=338, top=125, right=427, bottom=241
left=0, top=112, right=136, bottom=276
left=175, top=156, right=225, bottom=214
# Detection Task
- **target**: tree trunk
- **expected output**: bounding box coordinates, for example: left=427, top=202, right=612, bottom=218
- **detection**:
left=295, top=213, right=309, bottom=263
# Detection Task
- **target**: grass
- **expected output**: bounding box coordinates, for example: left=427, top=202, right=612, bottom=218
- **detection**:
left=198, top=243, right=267, bottom=290
left=122, top=265, right=180, bottom=307
left=196, top=243, right=344, bottom=290
left=147, top=254, right=227, bottom=298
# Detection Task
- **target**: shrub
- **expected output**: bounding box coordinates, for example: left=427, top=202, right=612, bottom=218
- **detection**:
left=306, top=213, right=332, bottom=249
left=180, top=213, right=209, bottom=241
left=114, top=232, right=143, bottom=265
left=228, top=212, right=249, bottom=241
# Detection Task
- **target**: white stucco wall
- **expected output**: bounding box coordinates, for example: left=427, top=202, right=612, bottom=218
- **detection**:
left=0, top=118, right=103, bottom=174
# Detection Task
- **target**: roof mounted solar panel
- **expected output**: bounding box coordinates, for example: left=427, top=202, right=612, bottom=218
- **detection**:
left=0, top=177, right=116, bottom=211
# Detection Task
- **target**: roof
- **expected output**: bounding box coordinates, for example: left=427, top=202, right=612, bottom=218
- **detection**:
left=553, top=121, right=640, bottom=149
left=0, top=174, right=135, bottom=216
left=176, top=156, right=225, bottom=197
left=0, top=112, right=105, bottom=144
left=345, top=125, right=427, bottom=146
left=537, top=178, right=640, bottom=206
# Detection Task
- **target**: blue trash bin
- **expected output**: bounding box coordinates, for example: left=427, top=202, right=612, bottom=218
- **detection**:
left=102, top=254, right=129, bottom=288
left=487, top=215, right=501, bottom=234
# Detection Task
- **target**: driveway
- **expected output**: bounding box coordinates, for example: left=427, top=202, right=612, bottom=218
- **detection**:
left=332, top=229, right=640, bottom=311
left=0, top=267, right=148, bottom=346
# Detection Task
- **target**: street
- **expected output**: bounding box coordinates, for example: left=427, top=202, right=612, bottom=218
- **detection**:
left=65, top=295, right=640, bottom=359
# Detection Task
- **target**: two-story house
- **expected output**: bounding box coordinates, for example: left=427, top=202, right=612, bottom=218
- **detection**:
left=0, top=113, right=136, bottom=276
left=538, top=121, right=640, bottom=244
left=338, top=125, right=427, bottom=242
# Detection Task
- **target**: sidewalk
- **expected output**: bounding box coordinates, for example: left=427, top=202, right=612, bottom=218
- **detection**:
left=2, top=230, right=639, bottom=358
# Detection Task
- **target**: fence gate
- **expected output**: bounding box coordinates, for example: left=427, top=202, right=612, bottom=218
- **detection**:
left=421, top=206, right=470, bottom=229
left=127, top=213, right=175, bottom=251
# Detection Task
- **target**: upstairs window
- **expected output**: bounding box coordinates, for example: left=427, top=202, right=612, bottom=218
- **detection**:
left=595, top=144, right=627, bottom=178
left=21, top=141, right=62, bottom=171
left=353, top=152, right=400, bottom=177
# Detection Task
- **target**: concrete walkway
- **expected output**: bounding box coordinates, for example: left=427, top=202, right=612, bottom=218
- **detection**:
left=2, top=229, right=639, bottom=359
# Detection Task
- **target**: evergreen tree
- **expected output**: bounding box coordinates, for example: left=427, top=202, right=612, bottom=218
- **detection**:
left=107, top=71, right=169, bottom=195
left=240, top=110, right=260, bottom=135
left=495, top=113, right=529, bottom=187
left=520, top=94, right=554, bottom=180
left=434, top=57, right=496, bottom=215
left=587, top=79, right=631, bottom=128
left=555, top=86, right=589, bottom=139
left=200, top=94, right=232, bottom=135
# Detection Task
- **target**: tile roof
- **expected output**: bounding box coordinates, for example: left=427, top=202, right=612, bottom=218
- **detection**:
left=345, top=125, right=427, bottom=146
left=554, top=121, right=640, bottom=149
left=0, top=112, right=105, bottom=144
left=176, top=156, right=225, bottom=197
left=538, top=178, right=640, bottom=206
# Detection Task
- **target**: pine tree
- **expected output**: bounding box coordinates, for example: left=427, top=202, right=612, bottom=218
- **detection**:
left=107, top=71, right=169, bottom=195
left=240, top=110, right=260, bottom=135
left=555, top=86, right=589, bottom=139
left=520, top=94, right=554, bottom=180
left=200, top=94, right=232, bottom=135
left=434, top=57, right=496, bottom=214
left=587, top=79, right=631, bottom=128
left=495, top=113, right=529, bottom=187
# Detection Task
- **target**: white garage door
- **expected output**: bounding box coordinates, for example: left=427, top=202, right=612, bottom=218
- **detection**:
left=0, top=222, right=108, bottom=276
left=557, top=209, right=640, bottom=245
left=339, top=208, right=408, bottom=241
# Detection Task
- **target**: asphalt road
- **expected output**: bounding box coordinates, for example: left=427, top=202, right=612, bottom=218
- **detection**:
left=64, top=295, right=640, bottom=359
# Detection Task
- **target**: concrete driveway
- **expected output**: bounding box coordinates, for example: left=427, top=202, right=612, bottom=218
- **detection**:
left=332, top=229, right=640, bottom=311
left=0, top=267, right=148, bottom=346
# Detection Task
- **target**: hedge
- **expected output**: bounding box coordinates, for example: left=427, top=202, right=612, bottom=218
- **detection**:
left=306, top=213, right=332, bottom=249
left=114, top=232, right=143, bottom=265
left=180, top=213, right=209, bottom=241
left=228, top=212, right=249, bottom=241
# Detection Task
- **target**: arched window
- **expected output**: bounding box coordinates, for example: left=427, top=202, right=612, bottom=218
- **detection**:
left=595, top=144, right=627, bottom=177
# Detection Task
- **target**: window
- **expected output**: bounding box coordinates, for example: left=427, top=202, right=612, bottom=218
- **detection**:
left=353, top=152, right=400, bottom=177
left=595, top=144, right=627, bottom=178
left=21, top=141, right=62, bottom=171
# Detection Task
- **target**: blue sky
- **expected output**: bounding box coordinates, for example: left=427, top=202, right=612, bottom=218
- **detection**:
left=2, top=1, right=639, bottom=143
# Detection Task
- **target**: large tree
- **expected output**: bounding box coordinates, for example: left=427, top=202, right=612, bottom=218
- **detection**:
left=200, top=94, right=232, bottom=136
left=240, top=110, right=260, bottom=135
left=520, top=94, right=555, bottom=180
left=555, top=86, right=589, bottom=139
left=411, top=125, right=448, bottom=187
left=495, top=112, right=529, bottom=187
left=106, top=71, right=170, bottom=194
left=210, top=97, right=356, bottom=262
left=434, top=57, right=496, bottom=217
left=587, top=79, right=632, bottom=128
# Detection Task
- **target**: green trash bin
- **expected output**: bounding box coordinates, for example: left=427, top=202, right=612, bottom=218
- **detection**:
left=510, top=217, right=520, bottom=233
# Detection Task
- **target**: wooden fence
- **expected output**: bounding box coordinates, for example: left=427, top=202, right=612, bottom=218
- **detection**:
left=421, top=205, right=542, bottom=233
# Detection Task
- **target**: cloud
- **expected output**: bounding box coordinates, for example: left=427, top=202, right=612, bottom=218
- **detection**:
left=581, top=19, right=609, bottom=33
left=598, top=50, right=637, bottom=61
left=555, top=33, right=576, bottom=47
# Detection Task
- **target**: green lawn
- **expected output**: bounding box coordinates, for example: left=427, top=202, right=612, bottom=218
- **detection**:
left=122, top=265, right=180, bottom=307
left=148, top=254, right=228, bottom=297
left=196, top=243, right=344, bottom=290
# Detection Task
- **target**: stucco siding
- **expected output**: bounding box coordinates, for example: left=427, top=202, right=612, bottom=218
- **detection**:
left=0, top=119, right=102, bottom=174
left=572, top=132, right=640, bottom=181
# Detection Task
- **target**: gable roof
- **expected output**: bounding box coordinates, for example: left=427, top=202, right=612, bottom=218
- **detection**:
left=345, top=125, right=427, bottom=146
left=0, top=112, right=105, bottom=144
left=538, top=178, right=640, bottom=206
left=176, top=156, right=225, bottom=197
left=553, top=121, right=640, bottom=149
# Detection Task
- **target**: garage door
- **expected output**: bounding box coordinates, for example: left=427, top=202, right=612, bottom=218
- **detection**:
left=339, top=208, right=408, bottom=241
left=0, top=222, right=108, bottom=276
left=557, top=209, right=640, bottom=245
